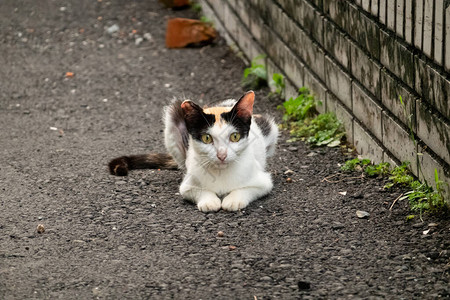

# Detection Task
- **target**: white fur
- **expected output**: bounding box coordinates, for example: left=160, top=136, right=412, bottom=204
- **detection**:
left=165, top=101, right=278, bottom=212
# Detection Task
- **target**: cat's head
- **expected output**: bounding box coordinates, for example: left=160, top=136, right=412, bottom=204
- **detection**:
left=181, top=91, right=255, bottom=169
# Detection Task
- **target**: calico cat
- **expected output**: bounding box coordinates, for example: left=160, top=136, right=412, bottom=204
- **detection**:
left=109, top=91, right=278, bottom=212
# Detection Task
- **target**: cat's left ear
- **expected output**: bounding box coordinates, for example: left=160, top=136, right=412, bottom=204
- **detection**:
left=233, top=91, right=254, bottom=120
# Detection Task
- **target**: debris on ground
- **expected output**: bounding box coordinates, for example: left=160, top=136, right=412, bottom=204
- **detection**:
left=165, top=18, right=216, bottom=48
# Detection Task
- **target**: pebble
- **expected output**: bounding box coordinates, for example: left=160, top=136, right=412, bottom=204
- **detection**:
left=412, top=222, right=425, bottom=228
left=356, top=210, right=370, bottom=219
left=284, top=169, right=294, bottom=176
left=143, top=32, right=152, bottom=40
left=115, top=181, right=127, bottom=185
left=135, top=37, right=144, bottom=46
left=331, top=222, right=345, bottom=230
left=260, top=276, right=272, bottom=281
left=106, top=24, right=119, bottom=34
left=297, top=281, right=311, bottom=290
left=36, top=224, right=45, bottom=234
left=288, top=146, right=298, bottom=152
left=217, top=231, right=224, bottom=237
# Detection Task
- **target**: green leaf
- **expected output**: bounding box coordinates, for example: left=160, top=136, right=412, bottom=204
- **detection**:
left=327, top=139, right=341, bottom=147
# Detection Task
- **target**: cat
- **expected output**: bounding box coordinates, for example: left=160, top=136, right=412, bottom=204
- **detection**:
left=108, top=91, right=278, bottom=212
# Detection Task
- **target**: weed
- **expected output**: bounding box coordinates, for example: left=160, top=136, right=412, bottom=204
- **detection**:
left=241, top=54, right=267, bottom=90
left=191, top=2, right=202, bottom=13
left=341, top=158, right=371, bottom=172
left=269, top=73, right=285, bottom=98
left=396, top=95, right=448, bottom=214
left=293, top=113, right=345, bottom=147
left=388, top=162, right=414, bottom=186
left=279, top=87, right=318, bottom=122
left=365, top=162, right=390, bottom=177
left=279, top=87, right=343, bottom=147
left=200, top=16, right=213, bottom=25
left=341, top=158, right=448, bottom=214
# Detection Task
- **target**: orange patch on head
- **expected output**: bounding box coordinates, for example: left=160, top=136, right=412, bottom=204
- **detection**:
left=203, top=107, right=232, bottom=124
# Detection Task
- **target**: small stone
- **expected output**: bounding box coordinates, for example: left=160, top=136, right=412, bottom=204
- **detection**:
left=36, top=224, right=45, bottom=234
left=286, top=177, right=293, bottom=183
left=228, top=245, right=236, bottom=251
left=351, top=192, right=364, bottom=199
left=288, top=146, right=298, bottom=152
left=115, top=180, right=126, bottom=185
left=284, top=169, right=294, bottom=176
left=143, top=33, right=152, bottom=41
left=306, top=152, right=317, bottom=157
left=106, top=24, right=119, bottom=34
left=217, top=231, right=224, bottom=237
left=356, top=210, right=370, bottom=219
left=428, top=223, right=438, bottom=227
left=135, top=37, right=144, bottom=46
left=297, top=281, right=311, bottom=290
left=331, top=222, right=345, bottom=230
left=261, top=276, right=272, bottom=281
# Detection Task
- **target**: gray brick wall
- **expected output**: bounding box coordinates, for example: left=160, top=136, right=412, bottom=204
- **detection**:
left=200, top=0, right=450, bottom=199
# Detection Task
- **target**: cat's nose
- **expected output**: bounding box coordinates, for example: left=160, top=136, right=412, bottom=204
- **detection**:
left=217, top=151, right=227, bottom=162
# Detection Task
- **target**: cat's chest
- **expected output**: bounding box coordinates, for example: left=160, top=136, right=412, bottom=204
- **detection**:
left=187, top=157, right=260, bottom=195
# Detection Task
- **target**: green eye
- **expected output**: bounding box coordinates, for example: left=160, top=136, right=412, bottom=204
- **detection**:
left=230, top=132, right=241, bottom=142
left=201, top=134, right=213, bottom=144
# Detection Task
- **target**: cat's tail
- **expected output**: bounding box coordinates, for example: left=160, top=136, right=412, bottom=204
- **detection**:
left=108, top=153, right=178, bottom=176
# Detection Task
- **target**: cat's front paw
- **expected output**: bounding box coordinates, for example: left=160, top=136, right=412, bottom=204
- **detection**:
left=197, top=195, right=221, bottom=212
left=222, top=192, right=250, bottom=211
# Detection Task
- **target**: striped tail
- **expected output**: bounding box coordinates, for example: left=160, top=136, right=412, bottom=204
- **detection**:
left=108, top=153, right=178, bottom=176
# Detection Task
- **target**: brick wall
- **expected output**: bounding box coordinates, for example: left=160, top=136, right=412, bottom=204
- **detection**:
left=200, top=0, right=450, bottom=198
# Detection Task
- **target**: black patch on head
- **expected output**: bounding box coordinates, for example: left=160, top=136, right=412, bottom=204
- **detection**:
left=170, top=100, right=190, bottom=150
left=254, top=115, right=272, bottom=137
left=183, top=105, right=215, bottom=141
left=221, top=109, right=252, bottom=137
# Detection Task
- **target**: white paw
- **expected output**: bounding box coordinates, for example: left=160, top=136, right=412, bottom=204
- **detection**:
left=222, top=192, right=249, bottom=211
left=197, top=195, right=221, bottom=212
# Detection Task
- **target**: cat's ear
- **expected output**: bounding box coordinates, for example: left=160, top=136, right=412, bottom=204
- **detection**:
left=233, top=91, right=255, bottom=119
left=181, top=100, right=202, bottom=116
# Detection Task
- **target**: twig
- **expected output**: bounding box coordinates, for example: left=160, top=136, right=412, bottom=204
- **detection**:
left=389, top=193, right=403, bottom=211
left=321, top=173, right=339, bottom=182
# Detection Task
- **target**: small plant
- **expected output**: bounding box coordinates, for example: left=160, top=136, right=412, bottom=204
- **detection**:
left=191, top=2, right=202, bottom=13
left=241, top=54, right=267, bottom=90
left=279, top=87, right=343, bottom=147
left=269, top=73, right=285, bottom=98
left=365, top=162, right=390, bottom=177
left=200, top=16, right=213, bottom=25
left=293, top=113, right=344, bottom=147
left=385, top=162, right=415, bottom=188
left=341, top=157, right=448, bottom=214
left=279, top=87, right=318, bottom=122
left=341, top=158, right=371, bottom=172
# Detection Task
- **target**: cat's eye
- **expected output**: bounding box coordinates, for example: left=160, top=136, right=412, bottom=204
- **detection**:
left=230, top=132, right=241, bottom=142
left=201, top=134, right=213, bottom=144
